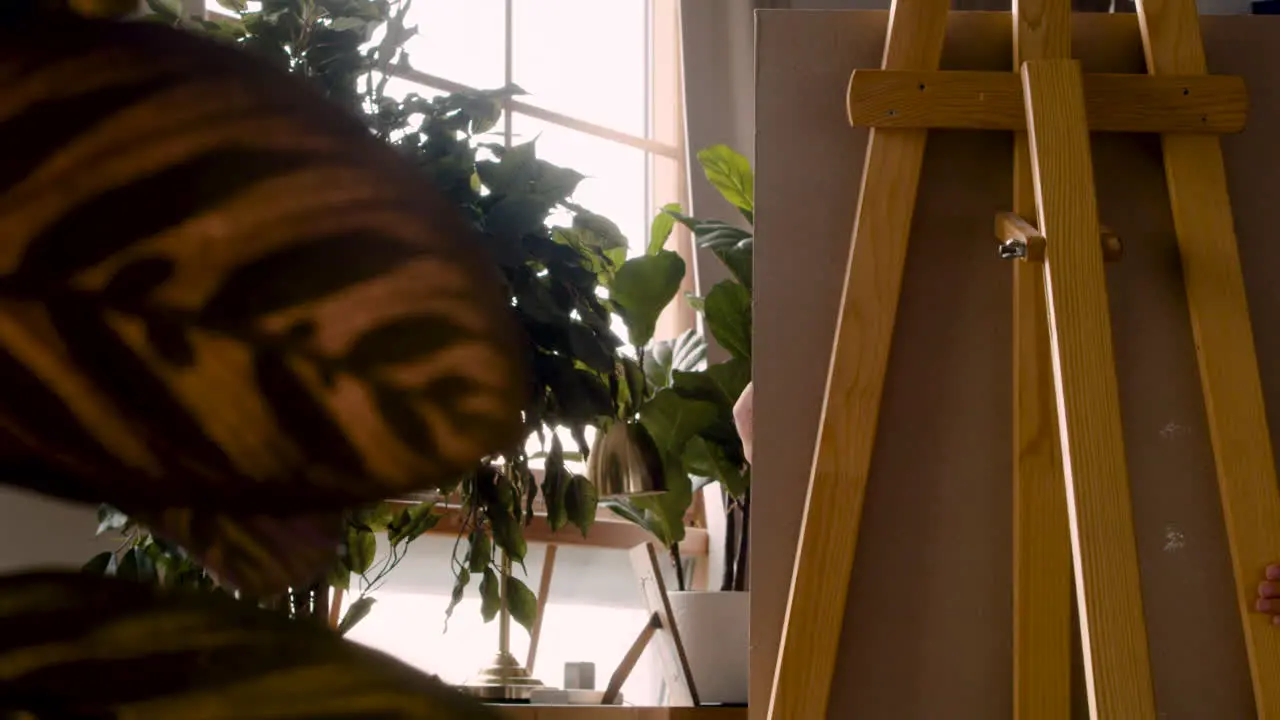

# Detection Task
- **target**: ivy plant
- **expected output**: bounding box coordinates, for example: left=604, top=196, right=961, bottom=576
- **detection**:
left=87, top=0, right=632, bottom=632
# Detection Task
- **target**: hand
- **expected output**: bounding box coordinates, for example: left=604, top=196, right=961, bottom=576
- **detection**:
left=1257, top=565, right=1280, bottom=624
left=733, top=382, right=754, bottom=466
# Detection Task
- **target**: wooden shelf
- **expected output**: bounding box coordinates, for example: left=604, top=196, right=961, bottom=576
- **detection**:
left=386, top=499, right=710, bottom=556
left=494, top=706, right=746, bottom=719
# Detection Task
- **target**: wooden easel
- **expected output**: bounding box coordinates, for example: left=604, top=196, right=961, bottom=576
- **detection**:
left=768, top=0, right=1280, bottom=718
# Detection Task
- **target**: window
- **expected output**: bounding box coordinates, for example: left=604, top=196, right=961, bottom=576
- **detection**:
left=338, top=535, right=664, bottom=704
left=366, top=0, right=686, bottom=259
left=204, top=0, right=690, bottom=706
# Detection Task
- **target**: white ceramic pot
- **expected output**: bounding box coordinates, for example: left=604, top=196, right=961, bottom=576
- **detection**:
left=666, top=591, right=749, bottom=705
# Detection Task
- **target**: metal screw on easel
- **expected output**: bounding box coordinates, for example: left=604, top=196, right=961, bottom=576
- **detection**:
left=999, top=238, right=1028, bottom=260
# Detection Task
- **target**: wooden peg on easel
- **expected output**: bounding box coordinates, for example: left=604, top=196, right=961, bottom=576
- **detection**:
left=995, top=212, right=1122, bottom=263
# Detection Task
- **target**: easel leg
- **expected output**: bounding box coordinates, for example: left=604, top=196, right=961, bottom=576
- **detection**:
left=766, top=0, right=950, bottom=717
left=1134, top=1, right=1280, bottom=714
left=1010, top=0, right=1073, bottom=716
left=1021, top=58, right=1156, bottom=719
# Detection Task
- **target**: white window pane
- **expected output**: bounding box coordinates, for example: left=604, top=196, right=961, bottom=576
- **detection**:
left=512, top=0, right=647, bottom=136
left=401, top=0, right=507, bottom=90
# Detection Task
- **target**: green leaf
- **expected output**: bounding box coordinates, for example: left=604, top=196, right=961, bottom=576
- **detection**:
left=326, top=563, right=351, bottom=591
left=648, top=203, right=683, bottom=256
left=477, top=139, right=538, bottom=194
left=507, top=576, right=539, bottom=633
left=686, top=292, right=706, bottom=312
left=114, top=547, right=156, bottom=584
left=345, top=527, right=377, bottom=575
left=488, top=511, right=527, bottom=566
left=468, top=530, right=491, bottom=573
left=479, top=567, right=501, bottom=622
left=542, top=436, right=570, bottom=532
left=445, top=568, right=471, bottom=625
left=697, top=144, right=754, bottom=224
left=216, top=0, right=248, bottom=11
left=602, top=500, right=655, bottom=533
left=670, top=370, right=730, bottom=406
left=82, top=551, right=115, bottom=576
left=542, top=354, right=615, bottom=424
left=705, top=235, right=753, bottom=291
left=0, top=572, right=499, bottom=717
left=564, top=323, right=616, bottom=374
left=670, top=212, right=754, bottom=289
left=351, top=502, right=395, bottom=533
left=638, top=388, right=719, bottom=454
left=572, top=210, right=629, bottom=251
left=536, top=162, right=587, bottom=205
left=706, top=357, right=752, bottom=406
left=565, top=474, right=598, bottom=537
left=618, top=356, right=648, bottom=415
left=485, top=195, right=553, bottom=242
left=611, top=250, right=686, bottom=347
left=689, top=220, right=752, bottom=250
left=144, top=0, right=181, bottom=18
left=683, top=436, right=748, bottom=498
left=704, top=281, right=752, bottom=359
left=329, top=16, right=371, bottom=33
left=387, top=503, right=440, bottom=545
left=338, top=595, right=377, bottom=635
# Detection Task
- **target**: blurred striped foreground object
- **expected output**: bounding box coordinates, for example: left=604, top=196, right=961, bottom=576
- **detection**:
left=0, top=1, right=527, bottom=716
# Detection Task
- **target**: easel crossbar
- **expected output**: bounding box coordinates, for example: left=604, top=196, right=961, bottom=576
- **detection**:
left=848, top=69, right=1248, bottom=133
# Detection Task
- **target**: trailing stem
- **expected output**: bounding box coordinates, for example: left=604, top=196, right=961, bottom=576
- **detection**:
left=721, top=491, right=736, bottom=592
left=733, top=490, right=750, bottom=592
left=670, top=543, right=686, bottom=592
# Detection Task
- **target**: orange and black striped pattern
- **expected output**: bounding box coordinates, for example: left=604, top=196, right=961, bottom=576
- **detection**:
left=0, top=15, right=528, bottom=593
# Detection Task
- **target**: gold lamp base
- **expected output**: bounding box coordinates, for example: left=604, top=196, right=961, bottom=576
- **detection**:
left=458, top=650, right=546, bottom=701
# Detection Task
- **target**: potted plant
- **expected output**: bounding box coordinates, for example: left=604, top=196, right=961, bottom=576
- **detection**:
left=602, top=144, right=755, bottom=704
left=86, top=0, right=634, bottom=636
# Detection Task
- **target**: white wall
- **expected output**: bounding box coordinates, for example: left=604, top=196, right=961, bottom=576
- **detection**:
left=0, top=487, right=111, bottom=573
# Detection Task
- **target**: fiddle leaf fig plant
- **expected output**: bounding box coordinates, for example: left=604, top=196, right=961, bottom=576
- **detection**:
left=605, top=144, right=755, bottom=592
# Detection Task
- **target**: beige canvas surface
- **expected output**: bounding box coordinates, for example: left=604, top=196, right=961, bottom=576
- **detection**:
left=753, top=10, right=1280, bottom=718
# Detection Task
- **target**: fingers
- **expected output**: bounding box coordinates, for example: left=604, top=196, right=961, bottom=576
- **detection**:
left=1258, top=565, right=1280, bottom=625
